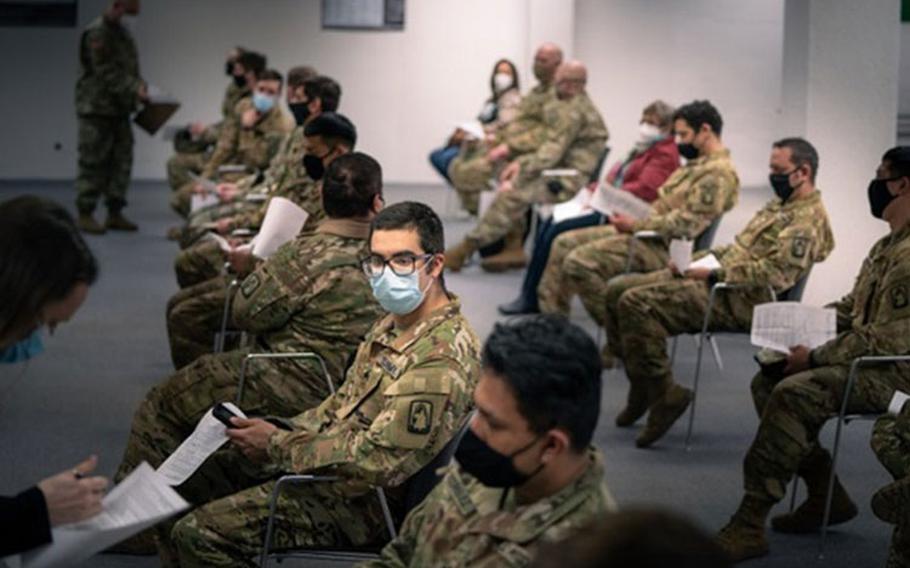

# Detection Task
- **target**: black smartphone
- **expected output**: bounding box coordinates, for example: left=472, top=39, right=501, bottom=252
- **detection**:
left=212, top=402, right=241, bottom=428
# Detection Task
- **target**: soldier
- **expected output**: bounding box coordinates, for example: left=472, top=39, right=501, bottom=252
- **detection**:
left=359, top=314, right=614, bottom=567
left=166, top=113, right=356, bottom=368
left=716, top=146, right=910, bottom=562
left=162, top=202, right=480, bottom=566
left=165, top=50, right=270, bottom=192
left=870, top=402, right=910, bottom=568
left=170, top=68, right=293, bottom=217
left=537, top=100, right=738, bottom=324
left=445, top=60, right=609, bottom=272
left=74, top=0, right=146, bottom=234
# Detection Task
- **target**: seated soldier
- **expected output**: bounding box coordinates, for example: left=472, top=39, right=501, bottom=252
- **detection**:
left=499, top=99, right=679, bottom=315
left=359, top=314, right=615, bottom=567
left=715, top=146, right=910, bottom=561
left=445, top=60, right=609, bottom=272
left=870, top=398, right=910, bottom=568
left=162, top=202, right=480, bottom=566
left=166, top=114, right=357, bottom=369
left=172, top=77, right=342, bottom=290
left=166, top=49, right=265, bottom=192
left=609, top=137, right=833, bottom=448
left=537, top=100, right=738, bottom=362
left=171, top=67, right=293, bottom=217
left=111, top=153, right=387, bottom=559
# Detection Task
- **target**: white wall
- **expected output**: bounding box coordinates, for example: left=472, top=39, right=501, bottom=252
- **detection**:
left=574, top=0, right=785, bottom=189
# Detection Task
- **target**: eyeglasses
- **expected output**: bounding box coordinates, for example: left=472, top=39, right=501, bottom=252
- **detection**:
left=362, top=253, right=433, bottom=277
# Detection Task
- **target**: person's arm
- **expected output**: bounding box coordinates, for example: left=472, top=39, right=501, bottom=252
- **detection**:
left=516, top=105, right=584, bottom=180
left=83, top=27, right=142, bottom=111
left=621, top=147, right=679, bottom=203
left=716, top=224, right=825, bottom=291
left=231, top=240, right=304, bottom=333
left=201, top=100, right=244, bottom=179
left=0, top=488, right=52, bottom=556
left=632, top=169, right=737, bottom=239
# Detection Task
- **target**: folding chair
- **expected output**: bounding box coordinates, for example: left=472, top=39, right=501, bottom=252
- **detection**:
left=213, top=278, right=241, bottom=353
left=236, top=351, right=336, bottom=406
left=258, top=418, right=472, bottom=567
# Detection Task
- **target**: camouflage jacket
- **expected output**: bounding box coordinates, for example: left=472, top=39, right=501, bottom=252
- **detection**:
left=201, top=97, right=293, bottom=179
left=231, top=126, right=307, bottom=198
left=632, top=148, right=740, bottom=239
left=198, top=83, right=252, bottom=146
left=266, top=298, right=480, bottom=495
left=812, top=223, right=910, bottom=367
left=499, top=83, right=556, bottom=155
left=517, top=92, right=609, bottom=184
left=232, top=218, right=383, bottom=384
left=361, top=448, right=615, bottom=568
left=75, top=16, right=141, bottom=116
left=711, top=190, right=834, bottom=291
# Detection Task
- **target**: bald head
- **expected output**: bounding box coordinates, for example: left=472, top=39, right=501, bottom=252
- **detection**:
left=533, top=43, right=564, bottom=85
left=555, top=60, right=587, bottom=100
left=108, top=0, right=140, bottom=17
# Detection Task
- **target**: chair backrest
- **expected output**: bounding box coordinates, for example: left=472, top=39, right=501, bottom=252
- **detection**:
left=402, top=418, right=471, bottom=513
left=588, top=146, right=612, bottom=184
left=694, top=215, right=723, bottom=252
left=778, top=267, right=812, bottom=302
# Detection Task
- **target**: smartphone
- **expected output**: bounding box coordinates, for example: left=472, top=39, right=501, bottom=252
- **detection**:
left=212, top=402, right=241, bottom=428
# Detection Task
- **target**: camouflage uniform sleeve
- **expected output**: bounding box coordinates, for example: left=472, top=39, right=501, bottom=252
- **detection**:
left=231, top=241, right=302, bottom=333
left=83, top=27, right=141, bottom=110
left=826, top=289, right=857, bottom=333
left=267, top=358, right=473, bottom=486
left=494, top=89, right=522, bottom=130
left=812, top=247, right=910, bottom=366
left=631, top=169, right=736, bottom=239
left=516, top=105, right=584, bottom=179
left=202, top=100, right=243, bottom=178
left=716, top=225, right=820, bottom=290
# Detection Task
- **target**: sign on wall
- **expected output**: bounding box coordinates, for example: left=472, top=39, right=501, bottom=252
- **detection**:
left=0, top=0, right=76, bottom=27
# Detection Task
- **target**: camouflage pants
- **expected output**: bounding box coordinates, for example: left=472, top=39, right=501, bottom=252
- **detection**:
left=175, top=239, right=227, bottom=289
left=165, top=449, right=390, bottom=567
left=167, top=152, right=208, bottom=193
left=872, top=415, right=910, bottom=567
left=114, top=347, right=333, bottom=485
left=538, top=225, right=617, bottom=315
left=167, top=276, right=230, bottom=369
left=172, top=181, right=198, bottom=218
left=76, top=114, right=133, bottom=214
left=744, top=363, right=910, bottom=503
left=466, top=176, right=562, bottom=247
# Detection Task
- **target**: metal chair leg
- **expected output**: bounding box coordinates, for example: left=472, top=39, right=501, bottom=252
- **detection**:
left=685, top=286, right=718, bottom=450
left=215, top=280, right=239, bottom=353
left=376, top=488, right=398, bottom=540
left=708, top=334, right=724, bottom=371
left=788, top=476, right=799, bottom=513
left=669, top=336, right=679, bottom=365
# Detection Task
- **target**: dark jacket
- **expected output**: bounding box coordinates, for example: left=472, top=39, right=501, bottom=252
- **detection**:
left=1, top=486, right=52, bottom=555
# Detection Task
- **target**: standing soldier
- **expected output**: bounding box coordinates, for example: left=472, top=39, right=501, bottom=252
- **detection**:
left=75, top=0, right=146, bottom=234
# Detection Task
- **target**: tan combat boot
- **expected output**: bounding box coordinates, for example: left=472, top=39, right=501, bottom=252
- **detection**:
left=771, top=448, right=858, bottom=533
left=444, top=238, right=479, bottom=272
left=481, top=228, right=527, bottom=272
left=106, top=210, right=139, bottom=231
left=77, top=212, right=106, bottom=235
left=615, top=382, right=648, bottom=428
left=635, top=383, right=692, bottom=448
left=717, top=495, right=774, bottom=562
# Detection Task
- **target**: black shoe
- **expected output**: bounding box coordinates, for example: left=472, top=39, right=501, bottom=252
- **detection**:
left=498, top=296, right=538, bottom=316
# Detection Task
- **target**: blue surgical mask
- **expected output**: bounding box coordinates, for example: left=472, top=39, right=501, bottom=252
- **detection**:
left=252, top=92, right=275, bottom=114
left=0, top=329, right=44, bottom=364
left=369, top=269, right=431, bottom=315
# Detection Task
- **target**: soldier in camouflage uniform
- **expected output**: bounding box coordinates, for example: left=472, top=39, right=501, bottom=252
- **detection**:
left=160, top=202, right=481, bottom=567
left=360, top=314, right=614, bottom=568
left=610, top=138, right=833, bottom=449
left=447, top=43, right=562, bottom=214
left=74, top=0, right=145, bottom=234
left=716, top=146, right=910, bottom=562
left=871, top=403, right=910, bottom=568
left=170, top=68, right=293, bottom=217
left=537, top=100, right=738, bottom=319
left=445, top=61, right=609, bottom=271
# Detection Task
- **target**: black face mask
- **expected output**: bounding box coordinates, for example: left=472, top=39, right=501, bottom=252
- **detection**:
left=769, top=170, right=798, bottom=202
left=232, top=74, right=246, bottom=89
left=289, top=102, right=311, bottom=126
left=454, top=427, right=544, bottom=488
left=868, top=177, right=901, bottom=219
left=225, top=61, right=234, bottom=76
left=302, top=152, right=328, bottom=181
left=677, top=142, right=699, bottom=160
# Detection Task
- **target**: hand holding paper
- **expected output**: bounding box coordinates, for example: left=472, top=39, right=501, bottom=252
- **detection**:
left=249, top=197, right=308, bottom=259
left=669, top=239, right=693, bottom=272
left=750, top=302, right=836, bottom=353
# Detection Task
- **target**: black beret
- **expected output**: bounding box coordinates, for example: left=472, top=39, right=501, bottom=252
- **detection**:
left=304, top=112, right=357, bottom=147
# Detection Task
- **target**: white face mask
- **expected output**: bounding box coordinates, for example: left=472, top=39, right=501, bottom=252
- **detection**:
left=638, top=122, right=663, bottom=144
left=493, top=73, right=513, bottom=93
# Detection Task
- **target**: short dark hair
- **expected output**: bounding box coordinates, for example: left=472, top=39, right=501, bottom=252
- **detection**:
left=0, top=196, right=98, bottom=343
left=531, top=509, right=731, bottom=568
left=482, top=314, right=601, bottom=452
left=304, top=112, right=357, bottom=149
left=773, top=137, right=819, bottom=182
left=257, top=68, right=283, bottom=86
left=674, top=100, right=723, bottom=136
left=287, top=66, right=318, bottom=88
left=236, top=51, right=266, bottom=76
left=883, top=146, right=910, bottom=180
left=370, top=201, right=445, bottom=255
left=322, top=153, right=383, bottom=219
left=303, top=76, right=342, bottom=113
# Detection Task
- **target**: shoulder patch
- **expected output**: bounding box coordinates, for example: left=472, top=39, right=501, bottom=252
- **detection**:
left=699, top=180, right=717, bottom=205
left=406, top=400, right=433, bottom=435
left=891, top=285, right=909, bottom=310
left=791, top=237, right=808, bottom=259
left=240, top=274, right=261, bottom=298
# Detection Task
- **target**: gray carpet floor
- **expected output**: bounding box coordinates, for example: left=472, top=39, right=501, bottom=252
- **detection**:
left=0, top=179, right=891, bottom=567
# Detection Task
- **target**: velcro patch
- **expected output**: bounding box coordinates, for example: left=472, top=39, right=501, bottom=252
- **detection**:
left=891, top=285, right=909, bottom=310
left=791, top=237, right=808, bottom=259
left=240, top=274, right=261, bottom=298
left=407, top=400, right=433, bottom=435
left=699, top=181, right=716, bottom=205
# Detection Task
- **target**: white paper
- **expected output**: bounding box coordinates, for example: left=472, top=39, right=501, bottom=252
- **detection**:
left=750, top=302, right=837, bottom=353
left=551, top=188, right=592, bottom=224
left=218, top=164, right=247, bottom=174
left=245, top=193, right=269, bottom=203
left=204, top=231, right=232, bottom=252
left=190, top=193, right=220, bottom=213
left=588, top=183, right=652, bottom=220
left=542, top=168, right=580, bottom=177
left=156, top=403, right=247, bottom=486
left=889, top=391, right=910, bottom=415
left=478, top=190, right=497, bottom=219
left=456, top=121, right=485, bottom=140
left=249, top=197, right=308, bottom=259
left=689, top=253, right=721, bottom=271
left=20, top=463, right=188, bottom=568
left=146, top=85, right=179, bottom=105
left=669, top=239, right=694, bottom=271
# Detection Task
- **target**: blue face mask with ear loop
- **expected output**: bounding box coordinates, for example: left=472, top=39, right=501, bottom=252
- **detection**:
left=369, top=258, right=434, bottom=315
left=252, top=91, right=276, bottom=114
left=0, top=328, right=44, bottom=364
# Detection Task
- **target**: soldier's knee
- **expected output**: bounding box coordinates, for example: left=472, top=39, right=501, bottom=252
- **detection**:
left=171, top=514, right=205, bottom=561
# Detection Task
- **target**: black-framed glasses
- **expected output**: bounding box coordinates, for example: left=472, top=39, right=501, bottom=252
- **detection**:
left=361, top=253, right=433, bottom=277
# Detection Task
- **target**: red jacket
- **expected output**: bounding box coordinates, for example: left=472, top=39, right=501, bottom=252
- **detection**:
left=609, top=137, right=680, bottom=203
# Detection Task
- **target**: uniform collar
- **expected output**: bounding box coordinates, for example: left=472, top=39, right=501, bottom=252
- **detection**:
left=690, top=147, right=731, bottom=166
left=372, top=296, right=463, bottom=354
left=316, top=218, right=371, bottom=240
left=776, top=188, right=822, bottom=211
